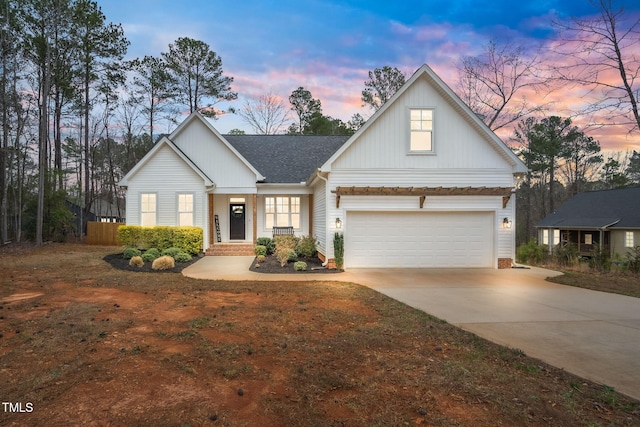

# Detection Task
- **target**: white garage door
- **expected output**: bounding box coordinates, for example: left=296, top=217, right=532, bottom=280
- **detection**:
left=345, top=211, right=494, bottom=268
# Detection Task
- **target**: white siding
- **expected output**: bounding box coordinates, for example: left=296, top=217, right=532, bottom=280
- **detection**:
left=332, top=78, right=511, bottom=171
left=172, top=117, right=257, bottom=191
left=312, top=178, right=327, bottom=256
left=125, top=144, right=207, bottom=249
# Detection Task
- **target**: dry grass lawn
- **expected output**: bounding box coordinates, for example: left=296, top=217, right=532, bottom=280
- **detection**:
left=1, top=244, right=639, bottom=426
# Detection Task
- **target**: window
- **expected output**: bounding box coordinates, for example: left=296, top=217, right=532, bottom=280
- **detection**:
left=410, top=109, right=433, bottom=151
left=265, top=196, right=300, bottom=229
left=178, top=194, right=194, bottom=226
left=140, top=193, right=156, bottom=226
left=585, top=234, right=593, bottom=245
left=553, top=229, right=560, bottom=245
left=625, top=231, right=635, bottom=248
left=542, top=229, right=549, bottom=245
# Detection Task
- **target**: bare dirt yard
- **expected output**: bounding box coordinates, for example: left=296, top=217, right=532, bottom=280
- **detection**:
left=1, top=244, right=639, bottom=426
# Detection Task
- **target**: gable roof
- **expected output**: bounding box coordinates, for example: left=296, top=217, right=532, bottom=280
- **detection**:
left=174, top=112, right=266, bottom=181
left=319, top=64, right=528, bottom=174
left=225, top=134, right=349, bottom=183
left=537, top=187, right=640, bottom=229
left=118, top=137, right=214, bottom=187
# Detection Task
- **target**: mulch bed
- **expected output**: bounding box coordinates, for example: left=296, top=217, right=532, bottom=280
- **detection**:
left=249, top=254, right=342, bottom=274
left=103, top=253, right=201, bottom=273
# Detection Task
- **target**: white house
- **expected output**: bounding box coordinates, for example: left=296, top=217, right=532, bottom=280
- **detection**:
left=119, top=64, right=527, bottom=269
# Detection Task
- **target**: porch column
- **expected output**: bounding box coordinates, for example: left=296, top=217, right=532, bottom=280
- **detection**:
left=208, top=193, right=214, bottom=246
left=252, top=194, right=257, bottom=245
left=309, top=194, right=314, bottom=236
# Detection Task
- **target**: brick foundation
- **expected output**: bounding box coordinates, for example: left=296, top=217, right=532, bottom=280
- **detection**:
left=498, top=258, right=513, bottom=269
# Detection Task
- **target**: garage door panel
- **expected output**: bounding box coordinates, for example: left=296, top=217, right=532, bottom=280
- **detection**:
left=345, top=211, right=493, bottom=268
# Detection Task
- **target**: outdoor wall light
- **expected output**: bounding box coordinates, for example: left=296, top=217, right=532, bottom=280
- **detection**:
left=335, top=218, right=342, bottom=229
left=502, top=217, right=512, bottom=229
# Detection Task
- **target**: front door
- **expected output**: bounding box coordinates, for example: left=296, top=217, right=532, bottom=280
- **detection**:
left=229, top=203, right=246, bottom=240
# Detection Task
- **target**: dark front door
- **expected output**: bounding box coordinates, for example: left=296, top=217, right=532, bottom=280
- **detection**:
left=229, top=203, right=246, bottom=240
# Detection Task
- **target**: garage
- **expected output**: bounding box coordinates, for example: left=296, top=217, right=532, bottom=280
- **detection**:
left=345, top=211, right=494, bottom=268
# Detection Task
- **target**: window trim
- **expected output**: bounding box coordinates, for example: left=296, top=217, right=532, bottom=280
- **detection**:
left=408, top=107, right=435, bottom=154
left=140, top=192, right=157, bottom=226
left=625, top=231, right=634, bottom=248
left=264, top=196, right=301, bottom=230
left=177, top=193, right=195, bottom=227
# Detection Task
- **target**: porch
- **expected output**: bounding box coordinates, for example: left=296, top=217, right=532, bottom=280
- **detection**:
left=205, top=192, right=313, bottom=256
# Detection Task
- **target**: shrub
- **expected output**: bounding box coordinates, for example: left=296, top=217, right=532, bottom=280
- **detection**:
left=288, top=250, right=298, bottom=262
left=142, top=248, right=161, bottom=262
left=123, top=247, right=141, bottom=259
left=129, top=256, right=144, bottom=267
left=516, top=239, right=547, bottom=265
left=294, top=261, right=307, bottom=271
left=256, top=255, right=266, bottom=263
left=173, top=251, right=192, bottom=263
left=590, top=247, right=611, bottom=272
left=254, top=245, right=267, bottom=257
left=274, top=235, right=297, bottom=267
left=553, top=243, right=579, bottom=267
left=118, top=226, right=203, bottom=255
left=256, top=237, right=274, bottom=254
left=162, top=247, right=182, bottom=257
left=152, top=255, right=175, bottom=270
left=333, top=232, right=344, bottom=269
left=296, top=235, right=317, bottom=258
left=626, top=246, right=640, bottom=274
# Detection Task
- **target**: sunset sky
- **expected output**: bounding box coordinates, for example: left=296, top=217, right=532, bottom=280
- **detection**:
left=99, top=0, right=640, bottom=152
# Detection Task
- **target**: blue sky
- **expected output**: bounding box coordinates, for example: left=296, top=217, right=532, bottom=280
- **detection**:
left=99, top=0, right=640, bottom=148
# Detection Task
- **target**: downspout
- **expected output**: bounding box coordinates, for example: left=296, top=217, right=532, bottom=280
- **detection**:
left=317, top=170, right=330, bottom=267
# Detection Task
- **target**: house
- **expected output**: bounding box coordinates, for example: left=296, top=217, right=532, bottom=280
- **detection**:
left=536, top=187, right=640, bottom=258
left=118, top=64, right=527, bottom=269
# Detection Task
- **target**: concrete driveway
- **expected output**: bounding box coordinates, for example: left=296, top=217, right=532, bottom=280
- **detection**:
left=184, top=258, right=640, bottom=400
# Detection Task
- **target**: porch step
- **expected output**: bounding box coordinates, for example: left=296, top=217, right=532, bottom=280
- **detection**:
left=206, top=243, right=255, bottom=256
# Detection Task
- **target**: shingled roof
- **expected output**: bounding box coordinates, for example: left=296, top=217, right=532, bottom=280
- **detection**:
left=537, top=187, right=640, bottom=229
left=224, top=134, right=350, bottom=183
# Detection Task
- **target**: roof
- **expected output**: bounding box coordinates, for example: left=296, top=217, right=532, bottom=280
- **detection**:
left=320, top=64, right=528, bottom=175
left=119, top=137, right=214, bottom=187
left=225, top=134, right=349, bottom=183
left=537, top=187, right=640, bottom=229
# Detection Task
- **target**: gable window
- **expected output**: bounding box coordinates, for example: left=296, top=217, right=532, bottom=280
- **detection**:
left=625, top=231, right=634, bottom=248
left=265, top=196, right=300, bottom=229
left=141, top=193, right=156, bottom=226
left=410, top=108, right=433, bottom=152
left=178, top=194, right=194, bottom=226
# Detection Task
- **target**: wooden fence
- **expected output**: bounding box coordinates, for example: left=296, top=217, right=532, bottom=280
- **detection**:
left=86, top=222, right=122, bottom=246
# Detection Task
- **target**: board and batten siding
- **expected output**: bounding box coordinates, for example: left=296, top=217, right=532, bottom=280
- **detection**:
left=171, top=117, right=257, bottom=191
left=332, top=78, right=513, bottom=171
left=124, top=144, right=208, bottom=249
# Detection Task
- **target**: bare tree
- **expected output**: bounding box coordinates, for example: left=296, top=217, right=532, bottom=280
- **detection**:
left=457, top=40, right=550, bottom=131
left=238, top=92, right=289, bottom=134
left=552, top=0, right=640, bottom=134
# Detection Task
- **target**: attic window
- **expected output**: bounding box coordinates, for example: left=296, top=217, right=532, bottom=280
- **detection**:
left=410, top=109, right=433, bottom=152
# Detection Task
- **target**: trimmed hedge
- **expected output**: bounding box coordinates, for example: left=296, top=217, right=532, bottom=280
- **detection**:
left=118, top=226, right=203, bottom=255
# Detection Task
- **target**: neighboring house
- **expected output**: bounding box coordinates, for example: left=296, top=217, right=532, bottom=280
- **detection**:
left=66, top=199, right=126, bottom=232
left=536, top=187, right=640, bottom=258
left=119, top=64, right=527, bottom=269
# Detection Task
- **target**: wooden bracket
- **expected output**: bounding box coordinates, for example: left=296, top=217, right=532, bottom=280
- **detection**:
left=502, top=195, right=511, bottom=209
left=336, top=195, right=340, bottom=208
left=419, top=195, right=426, bottom=208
